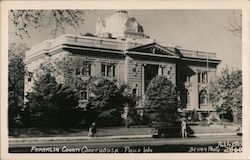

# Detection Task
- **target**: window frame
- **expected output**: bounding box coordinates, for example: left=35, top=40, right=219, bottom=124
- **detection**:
left=101, top=63, right=116, bottom=77
left=76, top=63, right=92, bottom=76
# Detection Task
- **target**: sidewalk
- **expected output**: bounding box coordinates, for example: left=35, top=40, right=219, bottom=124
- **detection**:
left=9, top=132, right=241, bottom=144
left=9, top=135, right=152, bottom=144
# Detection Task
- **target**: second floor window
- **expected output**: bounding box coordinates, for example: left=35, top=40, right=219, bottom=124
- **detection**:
left=202, top=72, right=207, bottom=83
left=82, top=64, right=91, bottom=76
left=76, top=64, right=91, bottom=76
left=198, top=71, right=208, bottom=83
left=107, top=65, right=112, bottom=77
left=101, top=63, right=116, bottom=77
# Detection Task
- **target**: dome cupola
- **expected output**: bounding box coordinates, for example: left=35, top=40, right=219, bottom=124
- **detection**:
left=96, top=10, right=146, bottom=39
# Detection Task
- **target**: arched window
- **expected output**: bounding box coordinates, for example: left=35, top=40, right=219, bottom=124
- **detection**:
left=199, top=90, right=207, bottom=105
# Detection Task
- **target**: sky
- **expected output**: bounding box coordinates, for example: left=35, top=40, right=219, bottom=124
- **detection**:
left=9, top=10, right=242, bottom=72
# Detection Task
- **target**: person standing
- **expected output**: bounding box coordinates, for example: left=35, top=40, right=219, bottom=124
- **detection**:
left=88, top=122, right=96, bottom=137
left=91, top=122, right=96, bottom=137
left=181, top=119, right=187, bottom=138
left=88, top=124, right=93, bottom=137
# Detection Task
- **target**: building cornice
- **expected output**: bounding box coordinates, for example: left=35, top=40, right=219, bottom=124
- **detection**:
left=127, top=51, right=180, bottom=59
left=181, top=57, right=221, bottom=64
left=25, top=34, right=221, bottom=66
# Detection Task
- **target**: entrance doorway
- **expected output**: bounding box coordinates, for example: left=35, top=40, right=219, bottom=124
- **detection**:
left=144, top=64, right=159, bottom=92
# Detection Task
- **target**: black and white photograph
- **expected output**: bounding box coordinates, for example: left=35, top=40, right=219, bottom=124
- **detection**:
left=1, top=1, right=250, bottom=160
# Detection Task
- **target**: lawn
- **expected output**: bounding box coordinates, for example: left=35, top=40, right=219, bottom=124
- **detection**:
left=9, top=127, right=152, bottom=138
left=9, top=124, right=240, bottom=138
left=190, top=124, right=240, bottom=134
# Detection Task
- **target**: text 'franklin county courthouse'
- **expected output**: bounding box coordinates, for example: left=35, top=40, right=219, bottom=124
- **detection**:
left=24, top=10, right=221, bottom=120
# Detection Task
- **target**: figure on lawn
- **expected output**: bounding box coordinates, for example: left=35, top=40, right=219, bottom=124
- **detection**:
left=88, top=122, right=97, bottom=137
left=181, top=119, right=188, bottom=138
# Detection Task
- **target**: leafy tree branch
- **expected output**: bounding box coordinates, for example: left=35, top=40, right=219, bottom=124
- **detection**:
left=9, top=10, right=85, bottom=39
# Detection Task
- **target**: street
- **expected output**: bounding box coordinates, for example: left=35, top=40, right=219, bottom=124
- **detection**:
left=9, top=136, right=242, bottom=153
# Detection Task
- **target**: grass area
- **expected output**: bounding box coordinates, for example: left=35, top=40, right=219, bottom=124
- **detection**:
left=9, top=124, right=240, bottom=138
left=190, top=125, right=240, bottom=134
left=9, top=127, right=151, bottom=138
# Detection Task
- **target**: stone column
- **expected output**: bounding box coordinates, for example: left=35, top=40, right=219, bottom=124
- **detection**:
left=191, top=70, right=199, bottom=110
left=94, top=60, right=101, bottom=77
left=111, top=64, right=113, bottom=77
left=124, top=56, right=131, bottom=84
left=141, top=64, right=145, bottom=96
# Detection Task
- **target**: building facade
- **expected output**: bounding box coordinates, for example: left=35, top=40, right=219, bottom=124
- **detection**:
left=24, top=10, right=221, bottom=119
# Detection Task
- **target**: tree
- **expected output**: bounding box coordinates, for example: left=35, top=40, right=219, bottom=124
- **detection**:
left=9, top=43, right=29, bottom=59
left=54, top=56, right=88, bottom=86
left=54, top=55, right=91, bottom=110
left=209, top=68, right=242, bottom=123
left=87, top=78, right=125, bottom=126
left=118, top=84, right=141, bottom=127
left=9, top=10, right=85, bottom=38
left=144, top=75, right=179, bottom=127
left=25, top=66, right=80, bottom=128
left=8, top=43, right=28, bottom=127
left=226, top=11, right=242, bottom=39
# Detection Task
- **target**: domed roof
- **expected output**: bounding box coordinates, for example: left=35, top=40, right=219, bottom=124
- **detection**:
left=96, top=10, right=145, bottom=39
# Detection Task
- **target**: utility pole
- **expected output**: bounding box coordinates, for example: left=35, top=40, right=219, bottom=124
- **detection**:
left=207, top=52, right=210, bottom=109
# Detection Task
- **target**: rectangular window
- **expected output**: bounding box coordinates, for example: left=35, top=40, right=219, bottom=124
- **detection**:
left=82, top=64, right=91, bottom=76
left=107, top=65, right=112, bottom=77
left=76, top=63, right=91, bottom=76
left=113, top=66, right=116, bottom=77
left=201, top=72, right=207, bottom=83
left=88, top=64, right=91, bottom=76
left=101, top=64, right=106, bottom=76
left=28, top=77, right=32, bottom=82
left=198, top=71, right=208, bottom=83
left=198, top=72, right=201, bottom=83
left=202, top=72, right=205, bottom=83
left=101, top=63, right=116, bottom=77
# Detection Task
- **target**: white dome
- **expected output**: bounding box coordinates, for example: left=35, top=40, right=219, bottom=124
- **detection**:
left=96, top=10, right=145, bottom=39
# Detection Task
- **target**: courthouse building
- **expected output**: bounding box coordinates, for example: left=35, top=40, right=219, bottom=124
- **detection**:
left=25, top=10, right=221, bottom=119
